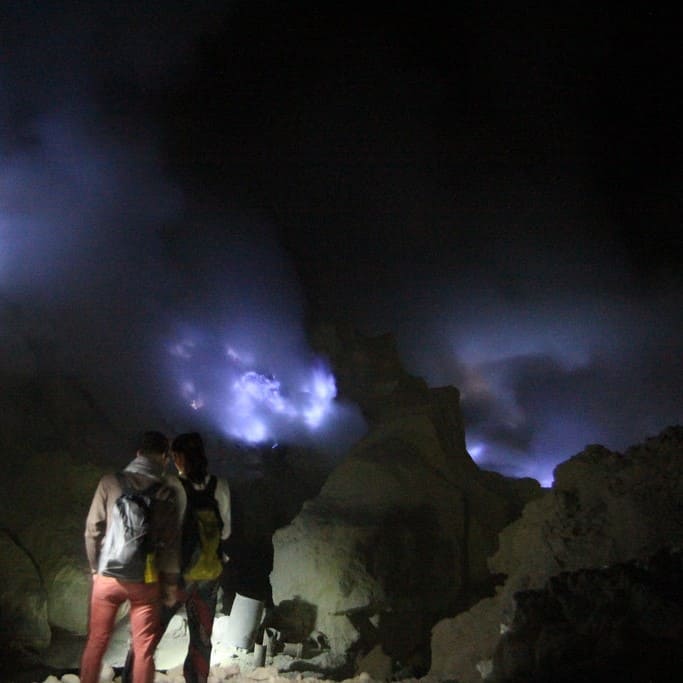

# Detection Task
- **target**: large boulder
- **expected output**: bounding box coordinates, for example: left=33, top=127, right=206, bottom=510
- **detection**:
left=24, top=519, right=93, bottom=636
left=271, top=370, right=541, bottom=673
left=3, top=450, right=104, bottom=641
left=0, top=529, right=51, bottom=652
left=1, top=305, right=122, bottom=646
left=429, top=426, right=683, bottom=683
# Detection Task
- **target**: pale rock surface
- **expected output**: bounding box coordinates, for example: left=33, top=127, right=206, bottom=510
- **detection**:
left=47, top=565, right=92, bottom=635
left=155, top=614, right=191, bottom=669
left=271, top=375, right=541, bottom=667
left=99, top=665, right=116, bottom=682
left=9, top=451, right=104, bottom=636
left=37, top=669, right=395, bottom=683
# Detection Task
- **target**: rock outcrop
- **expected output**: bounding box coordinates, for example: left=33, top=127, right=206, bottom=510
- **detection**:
left=429, top=426, right=683, bottom=683
left=1, top=450, right=105, bottom=648
left=271, top=328, right=541, bottom=675
left=6, top=315, right=679, bottom=683
left=491, top=547, right=683, bottom=682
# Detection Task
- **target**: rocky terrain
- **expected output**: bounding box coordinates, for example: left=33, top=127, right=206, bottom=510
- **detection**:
left=1, top=321, right=682, bottom=683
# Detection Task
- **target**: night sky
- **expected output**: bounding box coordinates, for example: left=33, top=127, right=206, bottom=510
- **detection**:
left=2, top=2, right=681, bottom=484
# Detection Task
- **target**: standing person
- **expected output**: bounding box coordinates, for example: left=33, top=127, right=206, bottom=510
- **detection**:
left=123, top=431, right=231, bottom=683
left=80, top=431, right=181, bottom=683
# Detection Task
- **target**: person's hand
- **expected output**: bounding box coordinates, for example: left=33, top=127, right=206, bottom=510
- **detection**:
left=162, top=583, right=180, bottom=607
left=219, top=539, right=231, bottom=564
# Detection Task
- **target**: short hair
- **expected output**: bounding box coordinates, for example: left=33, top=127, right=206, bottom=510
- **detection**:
left=171, top=432, right=208, bottom=484
left=137, top=431, right=169, bottom=456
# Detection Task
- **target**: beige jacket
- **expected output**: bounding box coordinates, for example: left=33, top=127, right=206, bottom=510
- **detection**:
left=84, top=456, right=181, bottom=582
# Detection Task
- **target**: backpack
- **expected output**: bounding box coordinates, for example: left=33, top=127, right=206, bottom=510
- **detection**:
left=181, top=475, right=224, bottom=581
left=98, top=473, right=162, bottom=582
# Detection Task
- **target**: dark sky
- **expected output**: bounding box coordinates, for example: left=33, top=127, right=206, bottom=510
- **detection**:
left=1, top=2, right=681, bottom=483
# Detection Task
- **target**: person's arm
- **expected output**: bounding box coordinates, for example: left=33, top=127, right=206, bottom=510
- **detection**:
left=84, top=476, right=110, bottom=574
left=215, top=477, right=231, bottom=562
left=215, top=477, right=231, bottom=540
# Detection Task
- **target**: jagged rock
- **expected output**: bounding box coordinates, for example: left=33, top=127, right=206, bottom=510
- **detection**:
left=271, top=371, right=541, bottom=671
left=429, top=596, right=500, bottom=683
left=429, top=426, right=683, bottom=683
left=493, top=427, right=683, bottom=610
left=490, top=547, right=683, bottom=682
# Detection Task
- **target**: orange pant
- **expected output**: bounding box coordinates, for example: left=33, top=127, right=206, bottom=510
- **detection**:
left=80, top=574, right=160, bottom=683
left=123, top=579, right=220, bottom=683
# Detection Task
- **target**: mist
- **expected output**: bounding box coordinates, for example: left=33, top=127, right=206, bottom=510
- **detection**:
left=2, top=1, right=681, bottom=483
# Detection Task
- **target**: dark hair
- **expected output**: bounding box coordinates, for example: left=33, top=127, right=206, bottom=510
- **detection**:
left=137, top=431, right=169, bottom=456
left=171, top=432, right=208, bottom=484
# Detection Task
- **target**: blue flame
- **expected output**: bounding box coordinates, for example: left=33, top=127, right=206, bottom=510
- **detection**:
left=168, top=333, right=345, bottom=446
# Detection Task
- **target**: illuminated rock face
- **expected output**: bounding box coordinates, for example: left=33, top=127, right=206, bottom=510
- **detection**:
left=47, top=565, right=91, bottom=634
left=430, top=426, right=683, bottom=683
left=0, top=530, right=51, bottom=651
left=1, top=449, right=104, bottom=650
left=270, top=381, right=541, bottom=671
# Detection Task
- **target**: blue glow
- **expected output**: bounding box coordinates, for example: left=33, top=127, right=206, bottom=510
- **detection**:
left=467, top=433, right=555, bottom=487
left=467, top=441, right=485, bottom=461
left=168, top=332, right=350, bottom=447
left=398, top=288, right=683, bottom=487
left=301, top=365, right=337, bottom=428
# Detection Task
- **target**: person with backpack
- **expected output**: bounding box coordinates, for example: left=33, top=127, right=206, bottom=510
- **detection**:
left=80, top=431, right=181, bottom=683
left=123, top=431, right=231, bottom=683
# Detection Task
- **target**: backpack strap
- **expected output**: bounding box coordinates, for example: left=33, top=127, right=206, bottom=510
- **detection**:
left=205, top=475, right=217, bottom=498
left=181, top=475, right=217, bottom=501
left=115, top=471, right=132, bottom=496
left=116, top=471, right=162, bottom=498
